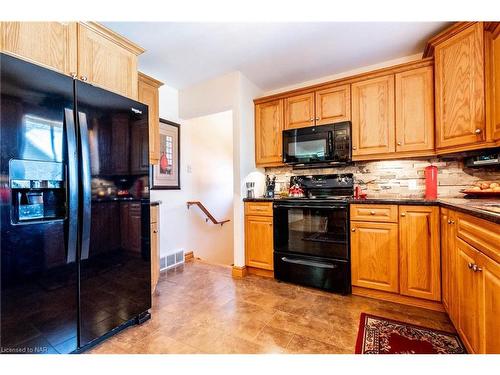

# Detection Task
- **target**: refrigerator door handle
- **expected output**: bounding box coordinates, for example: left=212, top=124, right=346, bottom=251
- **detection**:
left=65, top=108, right=79, bottom=264
left=78, top=112, right=91, bottom=261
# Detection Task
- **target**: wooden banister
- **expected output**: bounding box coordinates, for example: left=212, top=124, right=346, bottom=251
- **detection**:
left=186, top=201, right=230, bottom=226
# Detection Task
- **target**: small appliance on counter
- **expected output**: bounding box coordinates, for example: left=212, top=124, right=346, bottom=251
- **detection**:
left=246, top=181, right=255, bottom=199
left=424, top=165, right=438, bottom=200
left=265, top=175, right=276, bottom=198
left=273, top=174, right=354, bottom=295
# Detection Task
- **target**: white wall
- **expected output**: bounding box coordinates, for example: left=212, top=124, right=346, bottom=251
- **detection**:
left=178, top=72, right=264, bottom=268
left=183, top=111, right=234, bottom=265
left=150, top=84, right=188, bottom=260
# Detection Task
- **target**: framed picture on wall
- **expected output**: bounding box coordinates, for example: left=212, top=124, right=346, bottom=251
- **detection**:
left=151, top=119, right=181, bottom=190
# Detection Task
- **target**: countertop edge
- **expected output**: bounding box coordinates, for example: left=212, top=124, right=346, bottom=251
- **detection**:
left=242, top=198, right=499, bottom=224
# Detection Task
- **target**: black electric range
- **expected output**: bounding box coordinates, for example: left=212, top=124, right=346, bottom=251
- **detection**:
left=273, top=174, right=353, bottom=294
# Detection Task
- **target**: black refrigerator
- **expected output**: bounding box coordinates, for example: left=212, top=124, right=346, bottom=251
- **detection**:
left=0, top=53, right=152, bottom=354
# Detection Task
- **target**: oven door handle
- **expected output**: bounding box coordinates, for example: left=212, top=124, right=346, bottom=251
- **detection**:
left=281, top=257, right=337, bottom=269
left=274, top=204, right=346, bottom=210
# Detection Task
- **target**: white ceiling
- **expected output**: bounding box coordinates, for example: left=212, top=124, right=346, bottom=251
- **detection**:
left=103, top=22, right=450, bottom=91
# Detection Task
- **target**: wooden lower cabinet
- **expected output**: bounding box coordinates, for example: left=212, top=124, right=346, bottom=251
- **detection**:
left=244, top=202, right=274, bottom=272
left=350, top=221, right=399, bottom=293
left=443, top=208, right=500, bottom=354
left=150, top=205, right=160, bottom=294
left=399, top=206, right=441, bottom=301
left=245, top=215, right=274, bottom=270
left=441, top=209, right=458, bottom=323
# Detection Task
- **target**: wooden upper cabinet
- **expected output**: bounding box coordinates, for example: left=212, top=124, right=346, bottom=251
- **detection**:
left=315, top=84, right=351, bottom=125
left=255, top=99, right=284, bottom=166
left=350, top=221, right=399, bottom=293
left=77, top=22, right=144, bottom=99
left=435, top=23, right=485, bottom=150
left=0, top=22, right=77, bottom=75
left=351, top=75, right=395, bottom=156
left=491, top=26, right=500, bottom=142
left=138, top=72, right=164, bottom=165
left=245, top=215, right=274, bottom=271
left=284, top=92, right=315, bottom=129
left=395, top=66, right=435, bottom=153
left=399, top=206, right=441, bottom=301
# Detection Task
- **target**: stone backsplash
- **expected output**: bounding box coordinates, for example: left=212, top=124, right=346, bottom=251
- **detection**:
left=265, top=157, right=500, bottom=198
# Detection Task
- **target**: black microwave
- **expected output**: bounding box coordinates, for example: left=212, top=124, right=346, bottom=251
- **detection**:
left=282, top=121, right=352, bottom=166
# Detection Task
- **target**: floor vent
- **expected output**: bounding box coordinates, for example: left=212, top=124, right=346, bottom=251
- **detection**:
left=160, top=250, right=185, bottom=270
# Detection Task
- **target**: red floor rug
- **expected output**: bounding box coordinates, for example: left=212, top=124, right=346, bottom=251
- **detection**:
left=355, top=313, right=466, bottom=354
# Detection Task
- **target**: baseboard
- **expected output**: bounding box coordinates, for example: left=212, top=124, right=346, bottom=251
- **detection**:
left=352, top=286, right=445, bottom=312
left=231, top=265, right=247, bottom=278
left=184, top=251, right=194, bottom=262
left=246, top=266, right=274, bottom=278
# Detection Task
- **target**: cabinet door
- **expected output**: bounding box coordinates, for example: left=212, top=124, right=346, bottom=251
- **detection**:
left=441, top=209, right=458, bottom=322
left=284, top=92, right=315, bottom=129
left=0, top=22, right=77, bottom=75
left=130, top=120, right=149, bottom=174
left=351, top=75, right=395, bottom=156
left=399, top=206, right=441, bottom=301
left=456, top=238, right=482, bottom=354
left=245, top=215, right=274, bottom=270
left=255, top=100, right=283, bottom=166
left=150, top=221, right=159, bottom=293
left=351, top=221, right=399, bottom=293
left=395, top=66, right=434, bottom=153
left=138, top=73, right=162, bottom=164
left=478, top=252, right=500, bottom=354
left=491, top=27, right=500, bottom=141
left=77, top=23, right=139, bottom=99
left=315, top=85, right=351, bottom=125
left=129, top=203, right=142, bottom=253
left=435, top=23, right=485, bottom=149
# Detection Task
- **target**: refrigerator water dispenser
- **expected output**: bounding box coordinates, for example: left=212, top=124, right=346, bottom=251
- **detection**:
left=9, top=159, right=66, bottom=223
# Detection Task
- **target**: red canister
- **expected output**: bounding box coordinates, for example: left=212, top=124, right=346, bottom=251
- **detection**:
left=424, top=165, right=438, bottom=200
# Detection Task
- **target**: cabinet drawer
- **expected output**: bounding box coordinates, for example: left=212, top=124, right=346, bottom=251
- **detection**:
left=245, top=202, right=273, bottom=217
left=456, top=212, right=500, bottom=263
left=350, top=204, right=398, bottom=223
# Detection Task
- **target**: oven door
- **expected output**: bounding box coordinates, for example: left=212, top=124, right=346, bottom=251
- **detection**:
left=273, top=201, right=349, bottom=260
left=283, top=126, right=334, bottom=164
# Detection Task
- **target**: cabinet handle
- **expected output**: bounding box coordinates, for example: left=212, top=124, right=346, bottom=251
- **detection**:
left=70, top=72, right=77, bottom=79
left=310, top=118, right=314, bottom=122
left=401, top=212, right=406, bottom=217
left=351, top=228, right=356, bottom=232
left=315, top=117, right=320, bottom=121
left=352, top=146, right=357, bottom=150
left=153, top=230, right=158, bottom=233
left=468, top=262, right=474, bottom=269
left=475, top=128, right=482, bottom=134
left=397, top=141, right=402, bottom=146
left=370, top=211, right=376, bottom=215
left=447, top=219, right=452, bottom=224
left=472, top=264, right=483, bottom=272
left=80, top=75, right=88, bottom=82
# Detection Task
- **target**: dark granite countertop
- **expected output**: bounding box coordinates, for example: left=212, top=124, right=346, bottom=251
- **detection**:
left=91, top=197, right=161, bottom=206
left=243, top=197, right=500, bottom=224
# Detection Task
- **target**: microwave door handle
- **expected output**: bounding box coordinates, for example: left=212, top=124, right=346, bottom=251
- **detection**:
left=64, top=108, right=78, bottom=264
left=281, top=257, right=337, bottom=269
left=78, top=112, right=91, bottom=261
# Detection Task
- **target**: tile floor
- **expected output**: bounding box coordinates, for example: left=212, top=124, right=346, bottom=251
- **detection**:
left=88, top=260, right=455, bottom=354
